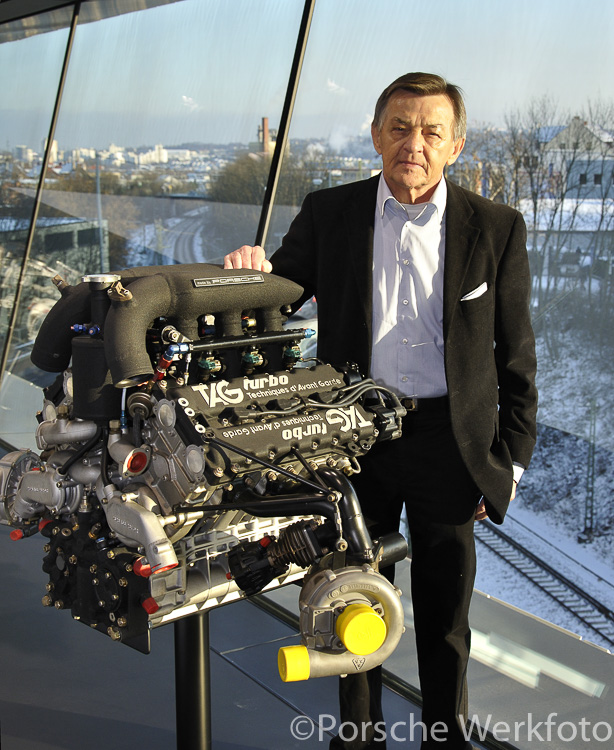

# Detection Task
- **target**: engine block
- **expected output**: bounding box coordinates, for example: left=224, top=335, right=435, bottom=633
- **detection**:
left=1, top=264, right=407, bottom=679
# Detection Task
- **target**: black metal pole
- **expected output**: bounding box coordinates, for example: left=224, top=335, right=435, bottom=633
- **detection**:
left=174, top=611, right=212, bottom=750
left=254, top=0, right=316, bottom=248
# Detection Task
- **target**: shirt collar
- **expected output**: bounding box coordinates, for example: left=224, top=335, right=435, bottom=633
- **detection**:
left=376, top=172, right=447, bottom=223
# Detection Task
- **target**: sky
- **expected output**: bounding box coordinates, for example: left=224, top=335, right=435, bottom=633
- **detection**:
left=1, top=0, right=613, bottom=152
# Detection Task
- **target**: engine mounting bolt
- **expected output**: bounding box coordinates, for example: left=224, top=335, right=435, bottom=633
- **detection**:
left=107, top=627, right=121, bottom=641
left=213, top=467, right=224, bottom=477
left=111, top=594, right=119, bottom=601
left=92, top=578, right=99, bottom=586
left=61, top=527, right=71, bottom=537
left=90, top=564, right=98, bottom=573
left=335, top=540, right=348, bottom=552
left=230, top=463, right=240, bottom=473
left=56, top=547, right=63, bottom=555
left=124, top=563, right=133, bottom=572
left=54, top=600, right=64, bottom=609
left=43, top=544, right=51, bottom=553
left=52, top=527, right=59, bottom=535
left=117, top=617, right=128, bottom=628
left=98, top=600, right=105, bottom=607
left=68, top=555, right=77, bottom=565
left=41, top=595, right=53, bottom=607
left=118, top=578, right=128, bottom=587
left=107, top=550, right=115, bottom=559
left=45, top=583, right=54, bottom=592
left=104, top=572, right=112, bottom=580
left=266, top=471, right=277, bottom=481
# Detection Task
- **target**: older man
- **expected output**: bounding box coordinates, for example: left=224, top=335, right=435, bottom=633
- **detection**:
left=225, top=72, right=537, bottom=749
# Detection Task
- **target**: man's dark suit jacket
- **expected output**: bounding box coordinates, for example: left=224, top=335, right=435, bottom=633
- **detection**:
left=271, top=174, right=538, bottom=524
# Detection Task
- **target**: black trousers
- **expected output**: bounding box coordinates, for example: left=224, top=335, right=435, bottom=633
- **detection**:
left=330, top=407, right=481, bottom=749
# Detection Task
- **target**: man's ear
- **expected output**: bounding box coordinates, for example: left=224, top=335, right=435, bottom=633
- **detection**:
left=371, top=122, right=382, bottom=155
left=447, top=137, right=465, bottom=166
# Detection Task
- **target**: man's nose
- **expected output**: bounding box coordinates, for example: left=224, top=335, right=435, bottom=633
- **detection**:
left=401, top=130, right=424, bottom=153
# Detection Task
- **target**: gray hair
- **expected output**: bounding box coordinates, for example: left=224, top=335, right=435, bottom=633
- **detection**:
left=373, top=72, right=467, bottom=140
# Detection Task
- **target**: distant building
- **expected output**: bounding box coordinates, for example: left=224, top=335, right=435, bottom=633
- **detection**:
left=257, top=117, right=276, bottom=156
left=545, top=117, right=614, bottom=199
left=42, top=138, right=58, bottom=164
left=14, top=145, right=34, bottom=164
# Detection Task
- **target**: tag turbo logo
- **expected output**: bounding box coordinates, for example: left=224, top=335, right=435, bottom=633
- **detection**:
left=325, top=405, right=371, bottom=433
left=280, top=405, right=371, bottom=441
left=191, top=380, right=244, bottom=408
left=191, top=374, right=290, bottom=408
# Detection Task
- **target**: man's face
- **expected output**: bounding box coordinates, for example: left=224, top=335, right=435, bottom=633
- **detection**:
left=371, top=91, right=465, bottom=204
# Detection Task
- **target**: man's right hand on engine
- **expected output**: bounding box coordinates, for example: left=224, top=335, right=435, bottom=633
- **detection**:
left=224, top=245, right=272, bottom=273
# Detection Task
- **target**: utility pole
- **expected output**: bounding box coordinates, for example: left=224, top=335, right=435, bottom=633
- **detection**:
left=580, top=398, right=597, bottom=542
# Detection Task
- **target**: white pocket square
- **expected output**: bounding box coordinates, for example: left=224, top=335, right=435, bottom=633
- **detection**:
left=461, top=282, right=488, bottom=301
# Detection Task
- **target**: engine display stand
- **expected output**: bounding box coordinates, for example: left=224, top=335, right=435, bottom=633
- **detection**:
left=174, top=611, right=212, bottom=750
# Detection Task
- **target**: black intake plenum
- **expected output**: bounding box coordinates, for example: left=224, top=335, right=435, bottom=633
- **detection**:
left=31, top=264, right=304, bottom=388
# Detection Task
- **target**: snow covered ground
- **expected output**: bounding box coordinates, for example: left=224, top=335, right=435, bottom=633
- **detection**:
left=475, top=330, right=614, bottom=649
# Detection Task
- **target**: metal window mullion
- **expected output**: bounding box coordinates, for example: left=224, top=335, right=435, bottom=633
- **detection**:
left=0, top=1, right=81, bottom=386
left=254, top=0, right=316, bottom=249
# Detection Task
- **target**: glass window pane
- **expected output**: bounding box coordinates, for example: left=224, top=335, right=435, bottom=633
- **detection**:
left=0, top=0, right=304, bottom=448
left=0, top=8, right=72, bottom=361
left=267, top=0, right=614, bottom=739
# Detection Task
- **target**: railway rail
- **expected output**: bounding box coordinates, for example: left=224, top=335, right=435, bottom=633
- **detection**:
left=475, top=519, right=614, bottom=648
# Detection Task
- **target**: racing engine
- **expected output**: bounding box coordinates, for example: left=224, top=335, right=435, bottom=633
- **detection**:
left=0, top=263, right=407, bottom=681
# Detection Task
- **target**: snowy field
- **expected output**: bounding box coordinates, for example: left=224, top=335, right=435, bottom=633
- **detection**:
left=475, top=330, right=614, bottom=649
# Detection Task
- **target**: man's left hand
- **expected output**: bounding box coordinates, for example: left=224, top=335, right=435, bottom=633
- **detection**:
left=475, top=481, right=517, bottom=521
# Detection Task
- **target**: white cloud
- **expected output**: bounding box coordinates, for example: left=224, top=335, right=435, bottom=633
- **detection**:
left=360, top=112, right=374, bottom=133
left=181, top=95, right=200, bottom=112
left=326, top=78, right=348, bottom=96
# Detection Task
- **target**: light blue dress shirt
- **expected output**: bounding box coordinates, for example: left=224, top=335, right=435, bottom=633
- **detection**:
left=371, top=174, right=448, bottom=398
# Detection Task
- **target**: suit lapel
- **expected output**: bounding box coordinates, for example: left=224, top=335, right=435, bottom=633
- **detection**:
left=342, top=176, right=379, bottom=332
left=443, top=181, right=482, bottom=337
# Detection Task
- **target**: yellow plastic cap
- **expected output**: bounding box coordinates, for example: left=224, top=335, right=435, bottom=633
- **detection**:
left=278, top=645, right=311, bottom=682
left=336, top=603, right=387, bottom=656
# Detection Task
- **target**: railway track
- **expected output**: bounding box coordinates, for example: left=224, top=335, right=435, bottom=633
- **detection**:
left=475, top=519, right=614, bottom=648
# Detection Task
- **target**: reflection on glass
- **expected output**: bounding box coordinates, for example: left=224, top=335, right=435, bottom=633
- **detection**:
left=0, top=0, right=304, bottom=448
left=33, top=0, right=303, bottom=273
left=0, top=11, right=71, bottom=359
